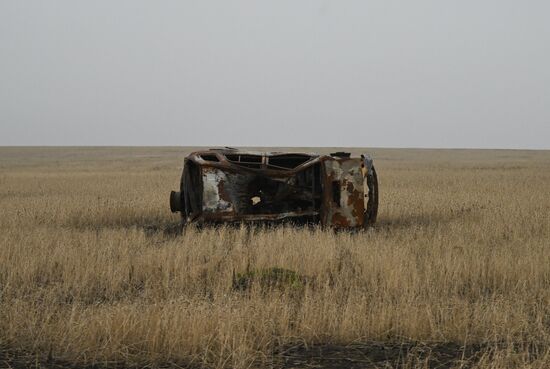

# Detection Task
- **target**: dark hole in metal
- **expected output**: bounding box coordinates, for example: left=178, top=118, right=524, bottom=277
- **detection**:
left=199, top=154, right=219, bottom=162
left=184, top=160, right=202, bottom=216
left=268, top=154, right=311, bottom=170
left=225, top=154, right=263, bottom=168
left=242, top=172, right=319, bottom=214
left=332, top=181, right=340, bottom=207
left=330, top=152, right=351, bottom=158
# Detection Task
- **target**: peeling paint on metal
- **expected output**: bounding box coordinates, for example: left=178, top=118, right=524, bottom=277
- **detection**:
left=202, top=169, right=233, bottom=213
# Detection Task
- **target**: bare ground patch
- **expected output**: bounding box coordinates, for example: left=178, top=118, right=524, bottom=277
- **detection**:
left=2, top=342, right=530, bottom=369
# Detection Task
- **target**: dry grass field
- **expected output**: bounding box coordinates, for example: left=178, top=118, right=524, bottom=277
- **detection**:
left=0, top=147, right=549, bottom=369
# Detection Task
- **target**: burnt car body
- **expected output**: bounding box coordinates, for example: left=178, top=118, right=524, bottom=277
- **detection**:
left=170, top=149, right=378, bottom=229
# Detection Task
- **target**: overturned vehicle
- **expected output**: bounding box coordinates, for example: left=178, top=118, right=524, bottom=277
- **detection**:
left=170, top=149, right=378, bottom=229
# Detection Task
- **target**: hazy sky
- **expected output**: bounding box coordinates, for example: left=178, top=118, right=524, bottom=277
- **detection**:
left=1, top=1, right=549, bottom=148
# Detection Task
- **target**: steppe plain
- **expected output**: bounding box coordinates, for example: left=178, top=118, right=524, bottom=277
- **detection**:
left=1, top=147, right=549, bottom=368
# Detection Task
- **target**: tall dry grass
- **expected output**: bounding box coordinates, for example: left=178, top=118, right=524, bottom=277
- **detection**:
left=0, top=147, right=549, bottom=368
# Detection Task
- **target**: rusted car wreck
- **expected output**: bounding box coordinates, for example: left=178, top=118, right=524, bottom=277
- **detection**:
left=170, top=149, right=378, bottom=229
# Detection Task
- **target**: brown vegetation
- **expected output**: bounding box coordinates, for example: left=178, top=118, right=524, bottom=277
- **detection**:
left=1, top=147, right=549, bottom=368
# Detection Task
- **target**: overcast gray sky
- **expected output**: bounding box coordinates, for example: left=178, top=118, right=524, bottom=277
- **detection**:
left=1, top=1, right=549, bottom=148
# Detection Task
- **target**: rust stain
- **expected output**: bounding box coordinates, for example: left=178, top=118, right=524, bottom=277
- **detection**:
left=348, top=192, right=362, bottom=214
left=217, top=177, right=230, bottom=202
left=331, top=212, right=351, bottom=227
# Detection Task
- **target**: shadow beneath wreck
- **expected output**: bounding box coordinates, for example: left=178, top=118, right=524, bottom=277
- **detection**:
left=64, top=216, right=184, bottom=238
left=66, top=207, right=475, bottom=237
left=141, top=221, right=183, bottom=237
left=375, top=206, right=479, bottom=232
left=375, top=213, right=449, bottom=230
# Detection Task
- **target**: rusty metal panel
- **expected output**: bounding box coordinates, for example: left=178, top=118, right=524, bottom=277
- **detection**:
left=323, top=158, right=365, bottom=228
